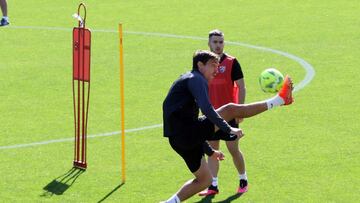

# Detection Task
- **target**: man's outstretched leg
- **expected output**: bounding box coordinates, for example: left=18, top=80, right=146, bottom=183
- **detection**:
left=215, top=75, right=293, bottom=128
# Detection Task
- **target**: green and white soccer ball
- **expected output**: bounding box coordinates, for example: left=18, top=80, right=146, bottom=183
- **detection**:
left=259, top=68, right=284, bottom=93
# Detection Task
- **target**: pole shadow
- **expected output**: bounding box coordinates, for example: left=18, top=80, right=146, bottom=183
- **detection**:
left=97, top=183, right=125, bottom=203
left=41, top=167, right=85, bottom=197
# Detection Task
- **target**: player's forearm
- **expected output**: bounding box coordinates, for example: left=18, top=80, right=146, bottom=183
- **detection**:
left=238, top=87, right=246, bottom=104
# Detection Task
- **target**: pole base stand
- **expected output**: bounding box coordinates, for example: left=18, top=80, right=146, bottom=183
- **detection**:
left=73, top=161, right=87, bottom=170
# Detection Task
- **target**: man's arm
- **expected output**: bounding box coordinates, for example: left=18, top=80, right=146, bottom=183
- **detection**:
left=236, top=78, right=246, bottom=104
left=203, top=142, right=214, bottom=156
left=235, top=78, right=246, bottom=123
left=203, top=141, right=225, bottom=160
left=187, top=76, right=232, bottom=134
left=232, top=58, right=246, bottom=123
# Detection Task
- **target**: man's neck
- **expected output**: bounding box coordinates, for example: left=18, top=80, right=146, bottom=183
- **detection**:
left=192, top=69, right=208, bottom=82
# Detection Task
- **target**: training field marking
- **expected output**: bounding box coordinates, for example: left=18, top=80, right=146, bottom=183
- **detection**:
left=0, top=25, right=315, bottom=150
left=0, top=124, right=162, bottom=150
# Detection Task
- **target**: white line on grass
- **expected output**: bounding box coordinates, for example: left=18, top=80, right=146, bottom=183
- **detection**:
left=6, top=26, right=314, bottom=92
left=0, top=124, right=162, bottom=150
left=0, top=25, right=315, bottom=150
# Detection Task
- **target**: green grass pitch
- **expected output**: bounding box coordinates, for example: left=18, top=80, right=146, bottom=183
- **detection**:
left=0, top=0, right=359, bottom=202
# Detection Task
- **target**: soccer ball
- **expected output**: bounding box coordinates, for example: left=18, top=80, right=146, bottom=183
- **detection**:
left=259, top=68, right=284, bottom=93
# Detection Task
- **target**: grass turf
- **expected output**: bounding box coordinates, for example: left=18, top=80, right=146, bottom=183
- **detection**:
left=0, top=0, right=359, bottom=202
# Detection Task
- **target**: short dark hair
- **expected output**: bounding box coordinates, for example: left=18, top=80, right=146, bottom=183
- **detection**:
left=209, top=29, right=224, bottom=39
left=192, top=50, right=219, bottom=70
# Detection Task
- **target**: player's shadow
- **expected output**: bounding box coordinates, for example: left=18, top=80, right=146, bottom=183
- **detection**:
left=41, top=167, right=85, bottom=197
left=196, top=193, right=243, bottom=203
left=97, top=183, right=124, bottom=203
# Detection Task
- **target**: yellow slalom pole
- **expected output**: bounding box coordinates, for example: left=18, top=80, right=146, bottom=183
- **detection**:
left=118, top=23, right=126, bottom=183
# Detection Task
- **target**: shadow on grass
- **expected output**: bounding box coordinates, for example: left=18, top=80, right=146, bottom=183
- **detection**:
left=195, top=195, right=215, bottom=203
left=216, top=193, right=243, bottom=203
left=97, top=183, right=124, bottom=203
left=195, top=193, right=243, bottom=203
left=41, top=167, right=85, bottom=197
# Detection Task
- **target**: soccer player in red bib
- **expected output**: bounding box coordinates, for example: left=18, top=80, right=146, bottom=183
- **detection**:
left=199, top=29, right=248, bottom=196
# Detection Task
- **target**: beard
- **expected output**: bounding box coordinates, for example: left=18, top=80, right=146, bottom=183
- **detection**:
left=213, top=47, right=223, bottom=55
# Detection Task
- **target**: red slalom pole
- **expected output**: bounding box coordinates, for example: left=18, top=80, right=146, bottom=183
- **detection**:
left=72, top=3, right=91, bottom=170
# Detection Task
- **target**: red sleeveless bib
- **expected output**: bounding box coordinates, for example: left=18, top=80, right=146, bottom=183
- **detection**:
left=208, top=55, right=239, bottom=109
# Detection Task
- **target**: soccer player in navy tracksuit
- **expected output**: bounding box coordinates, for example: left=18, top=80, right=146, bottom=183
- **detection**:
left=162, top=50, right=293, bottom=203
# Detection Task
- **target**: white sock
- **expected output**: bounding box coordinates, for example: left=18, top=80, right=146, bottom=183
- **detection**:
left=212, top=177, right=218, bottom=187
left=266, top=95, right=284, bottom=109
left=239, top=172, right=247, bottom=180
left=2, top=16, right=8, bottom=21
left=166, top=194, right=180, bottom=203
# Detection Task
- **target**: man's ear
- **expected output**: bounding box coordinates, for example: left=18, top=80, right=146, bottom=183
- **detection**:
left=197, top=61, right=205, bottom=70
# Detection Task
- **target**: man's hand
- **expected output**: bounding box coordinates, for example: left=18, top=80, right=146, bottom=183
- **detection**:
left=230, top=127, right=244, bottom=139
left=210, top=150, right=225, bottom=161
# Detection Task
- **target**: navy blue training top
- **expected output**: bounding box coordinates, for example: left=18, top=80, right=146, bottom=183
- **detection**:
left=163, top=70, right=231, bottom=137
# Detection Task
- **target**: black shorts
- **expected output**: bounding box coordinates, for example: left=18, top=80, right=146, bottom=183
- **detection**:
left=168, top=116, right=214, bottom=173
left=207, top=119, right=238, bottom=141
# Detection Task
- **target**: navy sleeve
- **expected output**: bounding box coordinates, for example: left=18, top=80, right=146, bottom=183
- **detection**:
left=203, top=142, right=214, bottom=156
left=231, top=58, right=244, bottom=81
left=187, top=75, right=232, bottom=134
